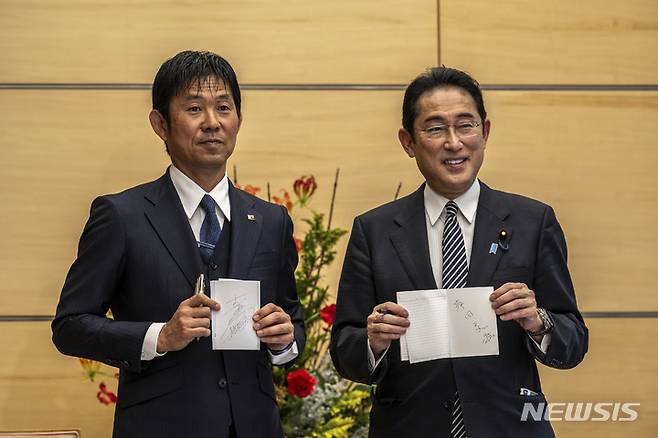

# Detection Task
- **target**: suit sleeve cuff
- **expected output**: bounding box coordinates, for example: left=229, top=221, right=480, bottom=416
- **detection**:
left=528, top=332, right=552, bottom=355
left=268, top=341, right=299, bottom=365
left=367, top=339, right=389, bottom=373
left=141, top=323, right=167, bottom=361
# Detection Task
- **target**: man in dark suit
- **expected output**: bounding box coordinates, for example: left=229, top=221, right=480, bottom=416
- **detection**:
left=330, top=67, right=588, bottom=437
left=52, top=51, right=305, bottom=438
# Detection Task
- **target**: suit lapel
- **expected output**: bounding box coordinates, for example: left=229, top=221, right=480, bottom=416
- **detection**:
left=467, top=182, right=511, bottom=287
left=389, top=185, right=437, bottom=290
left=227, top=182, right=263, bottom=278
left=144, top=171, right=202, bottom=288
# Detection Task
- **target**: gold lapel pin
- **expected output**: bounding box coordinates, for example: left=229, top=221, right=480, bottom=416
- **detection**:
left=247, top=214, right=255, bottom=221
left=498, top=229, right=509, bottom=250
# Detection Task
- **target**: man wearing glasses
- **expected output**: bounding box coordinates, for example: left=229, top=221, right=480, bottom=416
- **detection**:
left=330, top=67, right=588, bottom=437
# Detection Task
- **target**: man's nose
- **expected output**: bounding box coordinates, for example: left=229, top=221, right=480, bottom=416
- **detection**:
left=443, top=127, right=462, bottom=150
left=202, top=109, right=221, bottom=130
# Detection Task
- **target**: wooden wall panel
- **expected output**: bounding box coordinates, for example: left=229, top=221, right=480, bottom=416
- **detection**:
left=2, top=90, right=656, bottom=315
left=539, top=318, right=658, bottom=437
left=440, top=0, right=658, bottom=84
left=0, top=319, right=655, bottom=437
left=0, top=90, right=170, bottom=316
left=479, top=91, right=658, bottom=312
left=0, top=322, right=114, bottom=438
left=0, top=0, right=436, bottom=84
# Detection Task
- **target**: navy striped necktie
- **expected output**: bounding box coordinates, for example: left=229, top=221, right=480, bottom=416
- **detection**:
left=442, top=201, right=468, bottom=438
left=199, top=195, right=221, bottom=264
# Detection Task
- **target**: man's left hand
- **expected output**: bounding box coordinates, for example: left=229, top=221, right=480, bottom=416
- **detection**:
left=253, top=303, right=294, bottom=351
left=490, top=282, right=543, bottom=333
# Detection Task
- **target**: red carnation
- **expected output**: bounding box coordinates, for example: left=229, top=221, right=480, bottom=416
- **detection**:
left=320, top=304, right=336, bottom=326
left=287, top=369, right=316, bottom=398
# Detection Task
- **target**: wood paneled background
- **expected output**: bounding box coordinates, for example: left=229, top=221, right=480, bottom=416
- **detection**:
left=1, top=0, right=656, bottom=436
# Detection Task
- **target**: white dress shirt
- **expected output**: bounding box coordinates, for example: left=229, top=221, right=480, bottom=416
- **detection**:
left=368, top=180, right=550, bottom=370
left=141, top=165, right=298, bottom=363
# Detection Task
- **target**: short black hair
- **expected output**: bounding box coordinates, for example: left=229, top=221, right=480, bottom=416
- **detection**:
left=402, top=67, right=486, bottom=138
left=152, top=50, right=242, bottom=124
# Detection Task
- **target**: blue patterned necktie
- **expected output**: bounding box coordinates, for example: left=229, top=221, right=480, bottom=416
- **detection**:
left=198, top=195, right=221, bottom=264
left=442, top=201, right=468, bottom=438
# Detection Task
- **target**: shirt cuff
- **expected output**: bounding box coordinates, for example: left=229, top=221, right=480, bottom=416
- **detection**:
left=141, top=322, right=167, bottom=361
left=528, top=332, right=552, bottom=354
left=268, top=341, right=299, bottom=365
left=367, top=339, right=389, bottom=373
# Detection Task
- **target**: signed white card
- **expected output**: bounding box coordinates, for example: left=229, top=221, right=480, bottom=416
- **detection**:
left=397, top=287, right=498, bottom=363
left=210, top=278, right=260, bottom=350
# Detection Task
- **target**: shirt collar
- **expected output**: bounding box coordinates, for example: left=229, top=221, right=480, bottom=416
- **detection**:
left=168, top=165, right=231, bottom=222
left=424, top=179, right=480, bottom=226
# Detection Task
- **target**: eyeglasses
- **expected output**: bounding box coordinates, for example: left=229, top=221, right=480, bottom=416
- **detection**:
left=417, top=120, right=482, bottom=141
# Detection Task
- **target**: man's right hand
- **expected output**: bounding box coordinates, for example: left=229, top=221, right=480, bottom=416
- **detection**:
left=156, top=294, right=221, bottom=353
left=367, top=301, right=410, bottom=359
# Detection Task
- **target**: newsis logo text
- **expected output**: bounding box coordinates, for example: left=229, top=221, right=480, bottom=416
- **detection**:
left=521, top=402, right=640, bottom=422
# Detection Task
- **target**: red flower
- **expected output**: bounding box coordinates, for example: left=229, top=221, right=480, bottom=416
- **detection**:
left=320, top=304, right=336, bottom=326
left=272, top=189, right=293, bottom=212
left=293, top=175, right=317, bottom=206
left=96, top=382, right=117, bottom=405
left=287, top=369, right=316, bottom=398
left=294, top=237, right=302, bottom=254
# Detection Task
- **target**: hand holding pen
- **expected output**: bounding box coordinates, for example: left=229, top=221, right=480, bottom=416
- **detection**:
left=366, top=302, right=410, bottom=360
left=155, top=274, right=220, bottom=353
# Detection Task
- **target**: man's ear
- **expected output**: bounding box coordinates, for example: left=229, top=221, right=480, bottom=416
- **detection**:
left=149, top=109, right=168, bottom=142
left=398, top=128, right=416, bottom=158
left=482, top=119, right=491, bottom=143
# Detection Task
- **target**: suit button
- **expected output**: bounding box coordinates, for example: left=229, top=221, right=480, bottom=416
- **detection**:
left=210, top=263, right=218, bottom=270
left=218, top=378, right=228, bottom=389
left=443, top=400, right=453, bottom=410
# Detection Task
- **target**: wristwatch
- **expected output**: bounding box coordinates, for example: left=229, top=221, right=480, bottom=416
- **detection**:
left=528, top=308, right=554, bottom=336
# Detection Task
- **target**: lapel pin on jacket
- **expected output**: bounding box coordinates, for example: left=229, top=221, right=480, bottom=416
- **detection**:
left=498, top=229, right=510, bottom=251
left=489, top=243, right=498, bottom=254
left=247, top=214, right=255, bottom=221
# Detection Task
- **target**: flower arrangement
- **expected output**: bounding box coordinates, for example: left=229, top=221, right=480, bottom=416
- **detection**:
left=76, top=171, right=372, bottom=437
left=242, top=171, right=371, bottom=437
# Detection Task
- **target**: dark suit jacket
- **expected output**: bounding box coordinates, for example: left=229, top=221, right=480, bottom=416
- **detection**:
left=52, top=170, right=305, bottom=438
left=330, top=181, right=588, bottom=438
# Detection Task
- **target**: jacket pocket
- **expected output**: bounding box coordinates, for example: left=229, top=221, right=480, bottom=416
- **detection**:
left=117, top=359, right=184, bottom=409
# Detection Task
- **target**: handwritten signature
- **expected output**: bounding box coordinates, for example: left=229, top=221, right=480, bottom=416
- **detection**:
left=219, top=294, right=251, bottom=341
left=453, top=299, right=497, bottom=344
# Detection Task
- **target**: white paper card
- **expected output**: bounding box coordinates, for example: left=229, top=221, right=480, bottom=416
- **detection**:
left=210, top=278, right=260, bottom=350
left=448, top=287, right=499, bottom=358
left=397, top=289, right=450, bottom=363
left=397, top=287, right=498, bottom=363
